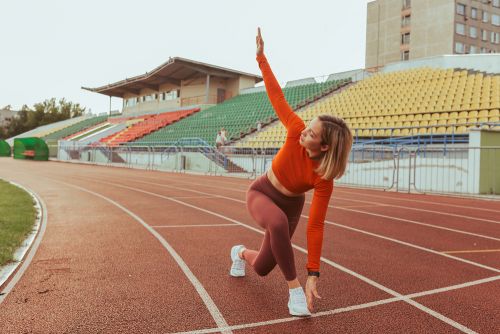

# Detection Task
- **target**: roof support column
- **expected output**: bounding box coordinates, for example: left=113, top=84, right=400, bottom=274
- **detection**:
left=205, top=74, right=210, bottom=104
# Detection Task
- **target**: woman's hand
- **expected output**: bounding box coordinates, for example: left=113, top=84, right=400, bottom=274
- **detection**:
left=305, top=276, right=321, bottom=312
left=256, top=27, right=264, bottom=56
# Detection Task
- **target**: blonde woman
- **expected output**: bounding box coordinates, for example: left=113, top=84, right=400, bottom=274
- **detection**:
left=230, top=28, right=353, bottom=316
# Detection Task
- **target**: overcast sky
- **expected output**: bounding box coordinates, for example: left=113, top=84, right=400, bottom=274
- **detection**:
left=1, top=0, right=371, bottom=114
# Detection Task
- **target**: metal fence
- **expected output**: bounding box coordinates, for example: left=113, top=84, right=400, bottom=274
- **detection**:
left=52, top=142, right=500, bottom=196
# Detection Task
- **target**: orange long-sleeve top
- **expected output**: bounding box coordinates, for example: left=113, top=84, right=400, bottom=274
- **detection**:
left=257, top=53, right=333, bottom=272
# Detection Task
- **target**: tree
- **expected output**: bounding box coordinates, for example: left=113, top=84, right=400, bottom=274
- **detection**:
left=1, top=99, right=86, bottom=139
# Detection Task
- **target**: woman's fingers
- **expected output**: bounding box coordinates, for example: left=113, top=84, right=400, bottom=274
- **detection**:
left=306, top=290, right=314, bottom=311
left=313, top=288, right=322, bottom=299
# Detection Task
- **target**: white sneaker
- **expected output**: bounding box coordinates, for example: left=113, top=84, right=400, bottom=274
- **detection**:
left=288, top=287, right=311, bottom=316
left=230, top=245, right=246, bottom=277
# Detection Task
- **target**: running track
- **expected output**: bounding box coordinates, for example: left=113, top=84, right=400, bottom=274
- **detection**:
left=0, top=159, right=499, bottom=333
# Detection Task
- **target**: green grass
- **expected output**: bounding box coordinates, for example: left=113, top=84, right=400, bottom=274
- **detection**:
left=0, top=180, right=37, bottom=267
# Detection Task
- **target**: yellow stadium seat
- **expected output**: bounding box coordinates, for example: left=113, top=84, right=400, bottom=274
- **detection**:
left=489, top=116, right=499, bottom=122
left=469, top=110, right=478, bottom=118
left=418, top=127, right=427, bottom=135
left=436, top=127, right=446, bottom=134
left=456, top=126, right=467, bottom=134
left=478, top=110, right=489, bottom=118
left=490, top=109, right=499, bottom=117
left=446, top=126, right=456, bottom=134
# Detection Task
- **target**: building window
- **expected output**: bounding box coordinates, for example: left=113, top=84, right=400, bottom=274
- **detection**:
left=469, top=26, right=477, bottom=38
left=492, top=14, right=500, bottom=26
left=143, top=94, right=155, bottom=102
left=456, top=3, right=466, bottom=16
left=125, top=98, right=137, bottom=107
left=401, top=50, right=410, bottom=61
left=401, top=33, right=410, bottom=44
left=455, top=42, right=465, bottom=54
left=402, top=15, right=411, bottom=27
left=480, top=47, right=488, bottom=53
left=492, top=32, right=500, bottom=44
left=470, top=45, right=478, bottom=54
left=482, top=11, right=489, bottom=23
left=456, top=23, right=465, bottom=35
left=161, top=90, right=178, bottom=101
left=494, top=0, right=500, bottom=8
left=482, top=29, right=488, bottom=41
left=471, top=7, right=478, bottom=19
left=402, top=0, right=411, bottom=9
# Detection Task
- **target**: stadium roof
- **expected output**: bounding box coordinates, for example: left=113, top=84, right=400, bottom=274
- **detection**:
left=82, top=57, right=263, bottom=98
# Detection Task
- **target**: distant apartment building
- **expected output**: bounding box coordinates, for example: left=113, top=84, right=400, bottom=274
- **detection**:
left=0, top=109, right=18, bottom=127
left=366, top=0, right=500, bottom=69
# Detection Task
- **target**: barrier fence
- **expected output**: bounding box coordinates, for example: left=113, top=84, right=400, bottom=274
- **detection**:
left=52, top=142, right=500, bottom=196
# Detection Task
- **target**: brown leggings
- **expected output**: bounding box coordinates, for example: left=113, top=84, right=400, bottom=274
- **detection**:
left=243, top=174, right=305, bottom=281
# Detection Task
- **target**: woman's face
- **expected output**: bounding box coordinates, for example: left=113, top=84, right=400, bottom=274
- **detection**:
left=299, top=117, right=326, bottom=154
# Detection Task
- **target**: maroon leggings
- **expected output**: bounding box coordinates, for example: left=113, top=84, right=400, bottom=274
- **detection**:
left=243, top=174, right=305, bottom=281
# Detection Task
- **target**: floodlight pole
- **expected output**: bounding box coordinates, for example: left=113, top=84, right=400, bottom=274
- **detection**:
left=109, top=96, right=112, bottom=115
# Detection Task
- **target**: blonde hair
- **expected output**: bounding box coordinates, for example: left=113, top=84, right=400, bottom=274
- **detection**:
left=315, top=115, right=353, bottom=180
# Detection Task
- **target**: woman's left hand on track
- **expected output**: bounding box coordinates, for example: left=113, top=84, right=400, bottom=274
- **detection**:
left=305, top=276, right=321, bottom=312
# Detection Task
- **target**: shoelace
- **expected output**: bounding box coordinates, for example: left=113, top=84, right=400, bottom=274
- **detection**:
left=233, top=258, right=245, bottom=270
left=290, top=291, right=307, bottom=304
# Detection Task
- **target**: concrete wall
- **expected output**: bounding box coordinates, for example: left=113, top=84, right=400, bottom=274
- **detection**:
left=410, top=0, right=455, bottom=60
left=122, top=73, right=258, bottom=114
left=383, top=53, right=500, bottom=74
left=366, top=0, right=404, bottom=68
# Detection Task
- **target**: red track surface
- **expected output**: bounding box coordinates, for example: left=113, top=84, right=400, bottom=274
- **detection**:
left=0, top=159, right=499, bottom=333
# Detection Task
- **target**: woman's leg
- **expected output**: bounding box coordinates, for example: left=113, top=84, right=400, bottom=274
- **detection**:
left=244, top=189, right=297, bottom=281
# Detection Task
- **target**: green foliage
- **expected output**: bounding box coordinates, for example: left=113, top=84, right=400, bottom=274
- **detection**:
left=0, top=180, right=36, bottom=266
left=1, top=98, right=86, bottom=139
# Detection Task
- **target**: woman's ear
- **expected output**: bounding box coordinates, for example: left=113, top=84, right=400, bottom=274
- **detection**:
left=320, top=144, right=329, bottom=152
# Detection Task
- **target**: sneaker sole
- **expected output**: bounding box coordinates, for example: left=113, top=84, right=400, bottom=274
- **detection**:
left=289, top=310, right=311, bottom=317
left=229, top=270, right=245, bottom=277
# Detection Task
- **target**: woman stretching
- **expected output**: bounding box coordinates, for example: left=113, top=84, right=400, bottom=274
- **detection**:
left=230, top=28, right=353, bottom=316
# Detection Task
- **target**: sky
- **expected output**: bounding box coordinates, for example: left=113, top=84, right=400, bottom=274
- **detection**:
left=0, top=0, right=371, bottom=115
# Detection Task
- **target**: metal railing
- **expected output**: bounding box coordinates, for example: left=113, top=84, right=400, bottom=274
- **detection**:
left=52, top=141, right=500, bottom=196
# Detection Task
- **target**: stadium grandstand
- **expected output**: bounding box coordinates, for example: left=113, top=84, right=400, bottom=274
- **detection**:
left=6, top=53, right=500, bottom=194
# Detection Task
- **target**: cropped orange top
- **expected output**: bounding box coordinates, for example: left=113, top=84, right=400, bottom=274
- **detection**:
left=257, top=53, right=333, bottom=271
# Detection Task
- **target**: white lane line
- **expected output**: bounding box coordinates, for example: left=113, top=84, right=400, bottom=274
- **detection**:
left=140, top=178, right=500, bottom=232
left=335, top=204, right=390, bottom=209
left=153, top=224, right=239, bottom=228
left=0, top=186, right=47, bottom=304
left=169, top=196, right=221, bottom=199
left=333, top=188, right=500, bottom=213
left=52, top=180, right=232, bottom=334
left=176, top=177, right=500, bottom=221
left=124, top=177, right=500, bottom=246
left=316, top=216, right=500, bottom=273
left=172, top=275, right=500, bottom=334
left=87, top=178, right=478, bottom=334
left=332, top=207, right=500, bottom=242
left=146, top=174, right=499, bottom=213
left=443, top=249, right=500, bottom=254
left=332, top=195, right=500, bottom=224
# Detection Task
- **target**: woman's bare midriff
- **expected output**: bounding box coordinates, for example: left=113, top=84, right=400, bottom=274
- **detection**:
left=267, top=168, right=303, bottom=197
